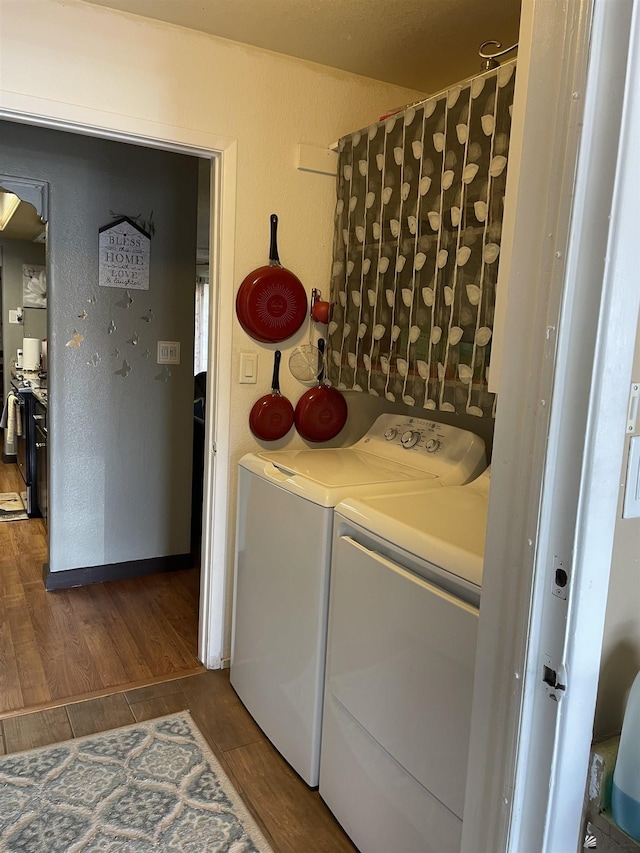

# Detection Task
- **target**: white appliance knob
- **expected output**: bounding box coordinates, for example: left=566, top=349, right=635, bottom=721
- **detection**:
left=401, top=429, right=420, bottom=448
left=384, top=428, right=398, bottom=441
left=425, top=438, right=441, bottom=453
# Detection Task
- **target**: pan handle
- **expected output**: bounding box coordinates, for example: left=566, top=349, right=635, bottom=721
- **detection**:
left=269, top=213, right=281, bottom=266
left=317, top=338, right=325, bottom=383
left=271, top=350, right=282, bottom=393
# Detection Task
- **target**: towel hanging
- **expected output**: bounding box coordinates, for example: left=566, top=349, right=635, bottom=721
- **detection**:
left=5, top=393, right=21, bottom=446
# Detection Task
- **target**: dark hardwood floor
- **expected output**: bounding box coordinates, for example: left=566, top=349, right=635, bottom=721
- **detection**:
left=0, top=458, right=357, bottom=852
left=0, top=459, right=204, bottom=715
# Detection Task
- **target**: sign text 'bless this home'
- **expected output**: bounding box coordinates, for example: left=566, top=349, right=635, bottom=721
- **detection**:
left=99, top=217, right=151, bottom=290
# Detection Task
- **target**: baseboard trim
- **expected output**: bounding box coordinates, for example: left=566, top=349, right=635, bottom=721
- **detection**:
left=2, top=453, right=17, bottom=464
left=43, top=553, right=193, bottom=590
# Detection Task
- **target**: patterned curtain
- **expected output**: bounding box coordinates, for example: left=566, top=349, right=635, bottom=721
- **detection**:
left=326, top=60, right=516, bottom=418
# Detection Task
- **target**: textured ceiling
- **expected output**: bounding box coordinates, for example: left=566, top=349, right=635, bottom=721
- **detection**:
left=82, top=0, right=521, bottom=94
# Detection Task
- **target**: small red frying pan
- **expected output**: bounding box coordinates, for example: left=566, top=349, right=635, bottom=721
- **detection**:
left=294, top=339, right=348, bottom=442
left=236, top=214, right=308, bottom=343
left=249, top=350, right=294, bottom=441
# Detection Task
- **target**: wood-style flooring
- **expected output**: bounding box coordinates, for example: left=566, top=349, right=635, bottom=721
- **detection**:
left=0, top=673, right=357, bottom=852
left=0, top=459, right=204, bottom=715
left=0, top=458, right=357, bottom=852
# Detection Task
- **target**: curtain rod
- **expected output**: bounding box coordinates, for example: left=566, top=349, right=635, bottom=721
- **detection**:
left=330, top=56, right=518, bottom=151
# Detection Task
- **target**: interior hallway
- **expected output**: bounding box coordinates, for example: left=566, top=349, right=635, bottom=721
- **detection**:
left=0, top=458, right=356, bottom=851
left=0, top=458, right=204, bottom=715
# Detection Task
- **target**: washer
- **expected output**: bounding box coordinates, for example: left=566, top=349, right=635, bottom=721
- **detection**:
left=320, top=469, right=491, bottom=853
left=230, top=414, right=486, bottom=787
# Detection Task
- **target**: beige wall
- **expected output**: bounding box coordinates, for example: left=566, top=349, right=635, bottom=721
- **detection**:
left=0, top=0, right=422, bottom=448
left=595, top=322, right=640, bottom=739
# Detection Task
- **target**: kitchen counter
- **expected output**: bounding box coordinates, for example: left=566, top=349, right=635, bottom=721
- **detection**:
left=32, top=388, right=48, bottom=406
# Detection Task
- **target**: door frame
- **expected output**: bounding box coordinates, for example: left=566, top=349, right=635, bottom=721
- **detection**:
left=519, top=1, right=640, bottom=847
left=0, top=108, right=237, bottom=668
left=463, top=0, right=637, bottom=849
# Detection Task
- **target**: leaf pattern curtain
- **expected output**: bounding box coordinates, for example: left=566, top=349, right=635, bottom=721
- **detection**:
left=326, top=60, right=516, bottom=418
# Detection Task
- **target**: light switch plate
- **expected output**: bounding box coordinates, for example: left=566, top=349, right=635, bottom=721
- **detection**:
left=239, top=352, right=257, bottom=384
left=157, top=341, right=181, bottom=365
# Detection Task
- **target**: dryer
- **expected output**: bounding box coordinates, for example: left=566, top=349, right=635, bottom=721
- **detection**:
left=230, top=415, right=486, bottom=786
left=320, top=470, right=491, bottom=852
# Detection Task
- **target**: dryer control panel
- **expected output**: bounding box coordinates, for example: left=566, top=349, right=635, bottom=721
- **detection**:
left=354, top=414, right=486, bottom=485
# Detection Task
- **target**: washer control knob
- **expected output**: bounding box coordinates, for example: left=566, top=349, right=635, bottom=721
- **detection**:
left=401, top=429, right=420, bottom=448
left=384, top=428, right=398, bottom=441
left=425, top=438, right=441, bottom=453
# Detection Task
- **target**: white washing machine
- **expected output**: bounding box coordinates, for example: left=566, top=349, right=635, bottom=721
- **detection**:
left=320, top=469, right=491, bottom=853
left=230, top=414, right=486, bottom=787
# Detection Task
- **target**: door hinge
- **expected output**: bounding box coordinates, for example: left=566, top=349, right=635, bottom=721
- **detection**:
left=542, top=656, right=567, bottom=702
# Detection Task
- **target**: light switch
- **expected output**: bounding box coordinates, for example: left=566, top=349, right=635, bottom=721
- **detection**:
left=240, top=352, right=257, bottom=384
left=623, top=435, right=640, bottom=518
left=157, top=341, right=181, bottom=364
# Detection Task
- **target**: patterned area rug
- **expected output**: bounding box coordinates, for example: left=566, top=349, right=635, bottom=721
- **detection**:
left=0, top=712, right=274, bottom=852
left=0, top=492, right=28, bottom=522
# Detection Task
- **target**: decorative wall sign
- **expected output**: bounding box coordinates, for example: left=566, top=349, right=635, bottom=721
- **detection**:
left=99, top=217, right=150, bottom=291
left=22, top=264, right=47, bottom=308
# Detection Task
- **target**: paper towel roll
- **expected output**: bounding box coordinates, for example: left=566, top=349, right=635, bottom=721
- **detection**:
left=23, top=338, right=41, bottom=371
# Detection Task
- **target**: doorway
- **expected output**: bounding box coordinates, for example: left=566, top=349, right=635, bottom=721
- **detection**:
left=0, top=181, right=48, bottom=458
left=0, top=118, right=220, bottom=712
left=0, top=121, right=206, bottom=572
left=0, top=117, right=232, bottom=675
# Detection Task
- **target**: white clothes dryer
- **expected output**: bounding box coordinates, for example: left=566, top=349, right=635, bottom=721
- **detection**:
left=230, top=415, right=486, bottom=787
left=320, top=469, right=491, bottom=852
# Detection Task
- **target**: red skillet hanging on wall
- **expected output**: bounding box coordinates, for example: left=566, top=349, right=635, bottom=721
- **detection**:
left=294, top=339, right=348, bottom=442
left=236, top=214, right=308, bottom=343
left=249, top=350, right=294, bottom=441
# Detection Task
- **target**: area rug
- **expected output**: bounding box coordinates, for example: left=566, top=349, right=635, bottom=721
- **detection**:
left=0, top=492, right=28, bottom=522
left=0, top=711, right=274, bottom=852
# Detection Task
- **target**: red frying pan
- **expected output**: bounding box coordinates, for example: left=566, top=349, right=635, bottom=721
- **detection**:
left=294, top=339, right=348, bottom=442
left=236, top=214, right=308, bottom=343
left=249, top=350, right=294, bottom=441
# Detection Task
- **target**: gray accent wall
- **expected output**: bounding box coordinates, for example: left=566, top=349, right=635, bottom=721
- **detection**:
left=0, top=120, right=198, bottom=572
